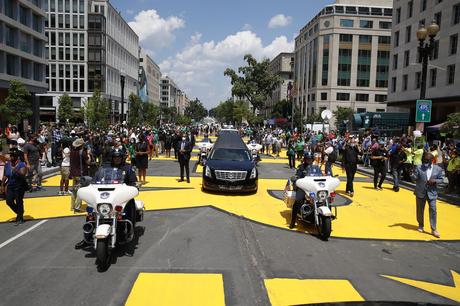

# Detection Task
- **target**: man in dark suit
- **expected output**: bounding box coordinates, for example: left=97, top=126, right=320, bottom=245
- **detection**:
left=411, top=152, right=444, bottom=238
left=178, top=133, right=193, bottom=183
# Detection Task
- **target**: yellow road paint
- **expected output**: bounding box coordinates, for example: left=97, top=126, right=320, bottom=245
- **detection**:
left=264, top=278, right=364, bottom=305
left=382, top=271, right=460, bottom=303
left=3, top=175, right=460, bottom=240
left=125, top=273, right=226, bottom=306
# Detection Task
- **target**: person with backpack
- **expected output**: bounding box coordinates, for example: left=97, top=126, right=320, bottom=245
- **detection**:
left=342, top=138, right=359, bottom=197
left=323, top=142, right=336, bottom=176
left=69, top=138, right=89, bottom=213
left=389, top=144, right=406, bottom=192
left=287, top=140, right=296, bottom=169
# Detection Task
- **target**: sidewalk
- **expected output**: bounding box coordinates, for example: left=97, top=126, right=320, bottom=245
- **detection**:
left=40, top=164, right=60, bottom=178
left=346, top=162, right=460, bottom=206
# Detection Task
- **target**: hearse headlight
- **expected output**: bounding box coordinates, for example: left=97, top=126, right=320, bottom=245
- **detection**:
left=250, top=167, right=257, bottom=179
left=205, top=166, right=212, bottom=177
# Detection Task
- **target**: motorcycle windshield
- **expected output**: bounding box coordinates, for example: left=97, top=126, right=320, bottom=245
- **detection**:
left=305, top=167, right=323, bottom=177
left=93, top=168, right=125, bottom=184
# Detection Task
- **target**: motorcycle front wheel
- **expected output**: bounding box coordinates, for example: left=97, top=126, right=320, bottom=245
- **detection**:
left=96, top=238, right=110, bottom=269
left=317, top=215, right=332, bottom=241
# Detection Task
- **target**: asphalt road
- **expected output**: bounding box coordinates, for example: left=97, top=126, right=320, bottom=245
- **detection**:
left=0, top=154, right=459, bottom=305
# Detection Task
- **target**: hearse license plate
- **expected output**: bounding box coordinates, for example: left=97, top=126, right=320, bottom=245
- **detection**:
left=219, top=185, right=242, bottom=191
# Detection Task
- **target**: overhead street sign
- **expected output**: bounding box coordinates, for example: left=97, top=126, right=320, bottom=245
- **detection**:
left=415, top=100, right=432, bottom=123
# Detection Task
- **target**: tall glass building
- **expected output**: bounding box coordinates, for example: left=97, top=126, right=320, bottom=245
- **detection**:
left=293, top=0, right=393, bottom=126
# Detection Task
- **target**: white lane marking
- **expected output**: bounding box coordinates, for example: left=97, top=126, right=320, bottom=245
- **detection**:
left=0, top=219, right=48, bottom=249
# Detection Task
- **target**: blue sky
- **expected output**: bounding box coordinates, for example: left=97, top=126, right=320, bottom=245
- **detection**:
left=111, top=0, right=334, bottom=109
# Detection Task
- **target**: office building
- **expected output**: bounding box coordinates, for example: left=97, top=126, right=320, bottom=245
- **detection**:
left=387, top=0, right=460, bottom=125
left=293, top=0, right=393, bottom=126
left=176, top=89, right=189, bottom=115
left=160, top=76, right=178, bottom=109
left=38, top=0, right=139, bottom=122
left=0, top=0, right=48, bottom=127
left=139, top=48, right=161, bottom=106
left=264, top=52, right=294, bottom=118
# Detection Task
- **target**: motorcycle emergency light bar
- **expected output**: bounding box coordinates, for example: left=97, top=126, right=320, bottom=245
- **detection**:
left=330, top=192, right=337, bottom=197
left=309, top=192, right=315, bottom=197
left=115, top=206, right=123, bottom=212
left=86, top=207, right=93, bottom=213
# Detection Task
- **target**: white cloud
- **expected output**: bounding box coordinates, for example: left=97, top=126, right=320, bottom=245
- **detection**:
left=128, top=9, right=185, bottom=51
left=160, top=30, right=294, bottom=109
left=242, top=23, right=252, bottom=31
left=268, top=14, right=292, bottom=29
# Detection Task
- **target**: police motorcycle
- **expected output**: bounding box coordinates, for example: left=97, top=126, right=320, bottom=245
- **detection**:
left=284, top=154, right=340, bottom=240
left=247, top=141, right=262, bottom=165
left=196, top=137, right=213, bottom=165
left=77, top=167, right=144, bottom=269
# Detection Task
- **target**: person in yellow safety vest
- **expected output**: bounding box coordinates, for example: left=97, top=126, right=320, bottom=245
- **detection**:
left=402, top=144, right=414, bottom=182
left=413, top=145, right=424, bottom=166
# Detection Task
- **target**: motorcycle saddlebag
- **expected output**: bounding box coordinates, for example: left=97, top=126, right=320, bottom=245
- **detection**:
left=284, top=191, right=296, bottom=208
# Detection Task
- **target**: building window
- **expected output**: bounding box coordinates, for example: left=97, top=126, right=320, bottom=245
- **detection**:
left=340, top=19, right=354, bottom=27
left=454, top=4, right=460, bottom=25
left=19, top=6, right=29, bottom=26
left=359, top=35, right=372, bottom=43
left=375, top=95, right=387, bottom=102
left=338, top=49, right=352, bottom=86
left=322, top=35, right=330, bottom=86
left=376, top=51, right=389, bottom=88
left=391, top=77, right=397, bottom=92
left=378, top=36, right=391, bottom=45
left=357, top=49, right=371, bottom=87
left=360, top=20, right=373, bottom=28
left=402, top=74, right=408, bottom=91
left=356, top=94, right=369, bottom=101
left=415, top=71, right=421, bottom=89
left=379, top=21, right=391, bottom=29
left=357, top=108, right=366, bottom=113
left=447, top=65, right=456, bottom=84
left=434, top=12, right=442, bottom=29
left=450, top=34, right=458, bottom=55
left=393, top=54, right=398, bottom=70
left=407, top=1, right=413, bottom=18
left=339, top=34, right=353, bottom=42
left=396, top=7, right=401, bottom=24
left=432, top=40, right=439, bottom=59
left=321, top=92, right=327, bottom=100
left=405, top=25, right=411, bottom=43
left=394, top=31, right=399, bottom=47
left=404, top=50, right=410, bottom=67
left=336, top=93, right=350, bottom=101
left=429, top=68, right=437, bottom=87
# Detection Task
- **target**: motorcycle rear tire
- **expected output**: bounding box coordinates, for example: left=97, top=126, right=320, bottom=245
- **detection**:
left=96, top=238, right=109, bottom=269
left=318, top=215, right=332, bottom=241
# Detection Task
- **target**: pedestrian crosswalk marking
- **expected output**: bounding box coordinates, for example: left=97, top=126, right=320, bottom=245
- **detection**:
left=125, top=273, right=226, bottom=306
left=264, top=278, right=364, bottom=305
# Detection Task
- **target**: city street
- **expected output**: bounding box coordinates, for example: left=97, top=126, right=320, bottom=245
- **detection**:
left=0, top=141, right=459, bottom=306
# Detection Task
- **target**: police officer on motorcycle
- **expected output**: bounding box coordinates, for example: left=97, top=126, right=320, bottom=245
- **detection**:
left=289, top=151, right=322, bottom=229
left=75, top=148, right=137, bottom=249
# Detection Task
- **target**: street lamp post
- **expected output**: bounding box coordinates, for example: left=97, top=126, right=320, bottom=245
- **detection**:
left=416, top=20, right=439, bottom=132
left=120, top=69, right=126, bottom=124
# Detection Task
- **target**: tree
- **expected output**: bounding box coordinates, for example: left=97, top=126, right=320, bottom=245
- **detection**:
left=441, top=112, right=460, bottom=138
left=85, top=90, right=110, bottom=129
left=128, top=93, right=143, bottom=127
left=184, top=98, right=207, bottom=122
left=224, top=54, right=280, bottom=114
left=271, top=99, right=291, bottom=119
left=233, top=100, right=251, bottom=124
left=0, top=80, right=31, bottom=126
left=176, top=114, right=192, bottom=126
left=333, top=107, right=354, bottom=124
left=214, top=99, right=235, bottom=124
left=57, top=93, right=74, bottom=123
left=143, top=103, right=160, bottom=126
left=305, top=112, right=322, bottom=124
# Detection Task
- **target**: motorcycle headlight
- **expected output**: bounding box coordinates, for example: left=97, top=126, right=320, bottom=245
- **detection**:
left=97, top=203, right=112, bottom=216
left=317, top=190, right=328, bottom=201
left=205, top=166, right=212, bottom=177
left=250, top=167, right=257, bottom=179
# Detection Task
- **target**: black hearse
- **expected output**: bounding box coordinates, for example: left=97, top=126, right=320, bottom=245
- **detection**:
left=202, top=132, right=258, bottom=193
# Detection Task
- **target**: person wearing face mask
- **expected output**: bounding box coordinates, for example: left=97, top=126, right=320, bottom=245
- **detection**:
left=371, top=140, right=388, bottom=190
left=410, top=152, right=444, bottom=238
left=341, top=139, right=359, bottom=197
left=178, top=133, right=192, bottom=183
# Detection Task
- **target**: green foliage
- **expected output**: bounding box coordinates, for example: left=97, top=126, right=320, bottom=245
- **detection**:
left=85, top=90, right=110, bottom=129
left=143, top=103, right=160, bottom=126
left=333, top=107, right=354, bottom=124
left=441, top=112, right=460, bottom=138
left=128, top=93, right=144, bottom=127
left=213, top=99, right=235, bottom=124
left=224, top=54, right=280, bottom=114
left=176, top=114, right=192, bottom=126
left=305, top=112, right=322, bottom=124
left=0, top=80, right=31, bottom=125
left=233, top=100, right=251, bottom=124
left=184, top=98, right=207, bottom=122
left=57, top=93, right=74, bottom=123
left=271, top=99, right=292, bottom=119
left=160, top=106, right=178, bottom=123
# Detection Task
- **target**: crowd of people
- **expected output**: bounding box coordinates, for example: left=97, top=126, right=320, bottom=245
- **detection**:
left=0, top=122, right=458, bottom=235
